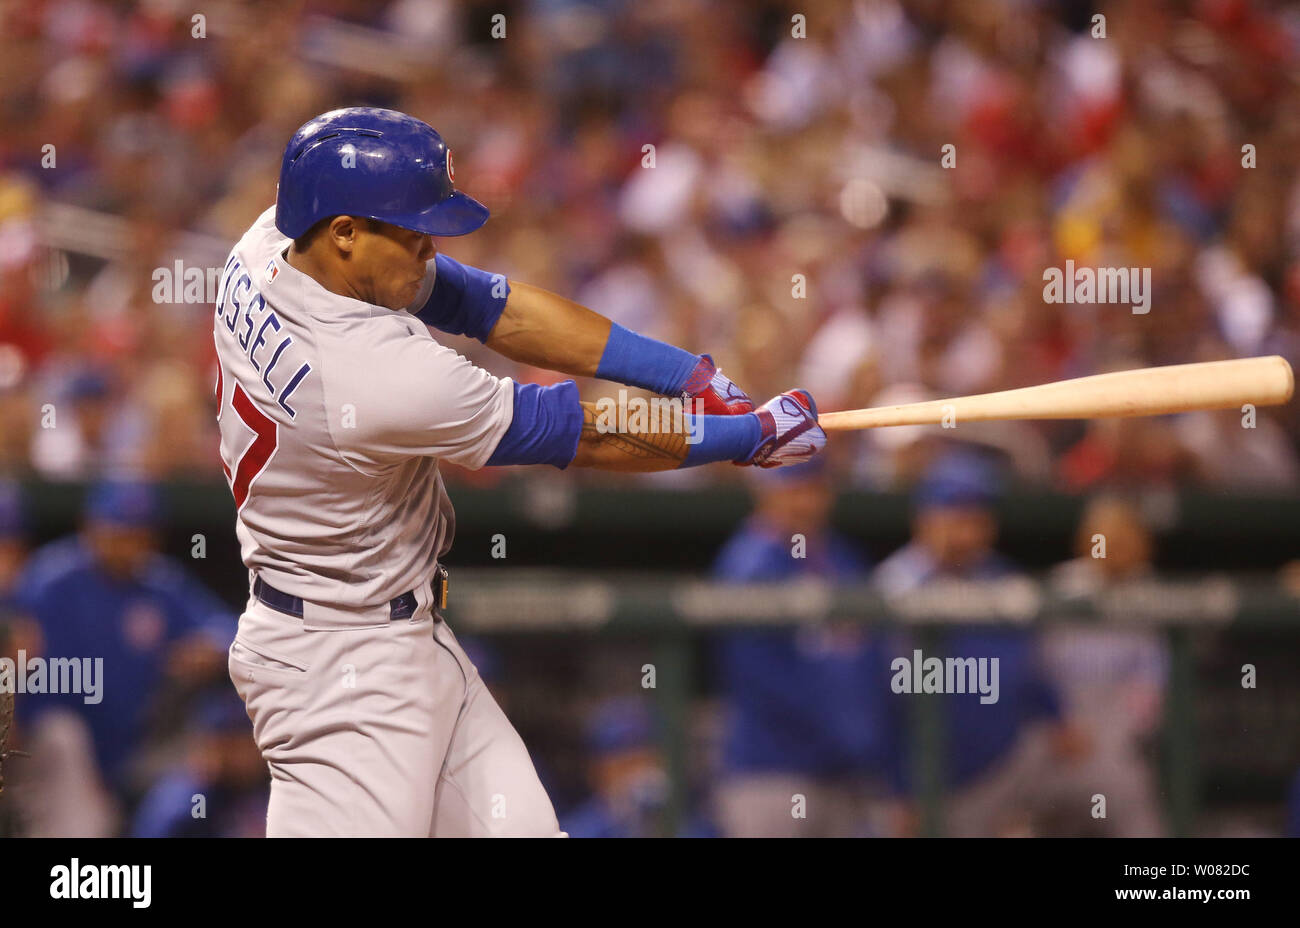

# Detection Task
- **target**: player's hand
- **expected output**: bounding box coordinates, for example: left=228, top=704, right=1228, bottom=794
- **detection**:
left=683, top=354, right=754, bottom=415
left=741, top=389, right=826, bottom=467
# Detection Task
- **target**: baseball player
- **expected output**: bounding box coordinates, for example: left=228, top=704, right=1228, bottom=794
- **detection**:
left=215, top=107, right=826, bottom=837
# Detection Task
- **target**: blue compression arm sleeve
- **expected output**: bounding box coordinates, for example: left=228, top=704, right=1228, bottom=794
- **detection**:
left=486, top=380, right=583, bottom=469
left=595, top=323, right=702, bottom=396
left=415, top=254, right=510, bottom=343
left=682, top=413, right=763, bottom=467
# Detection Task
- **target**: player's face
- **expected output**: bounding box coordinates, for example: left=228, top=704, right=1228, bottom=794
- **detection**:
left=84, top=522, right=156, bottom=579
left=352, top=221, right=436, bottom=310
left=915, top=505, right=997, bottom=570
left=758, top=479, right=832, bottom=535
left=1079, top=504, right=1151, bottom=575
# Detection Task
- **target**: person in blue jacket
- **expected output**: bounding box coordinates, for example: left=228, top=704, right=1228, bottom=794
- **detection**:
left=131, top=688, right=268, bottom=838
left=874, top=449, right=1083, bottom=837
left=711, top=458, right=905, bottom=837
left=564, top=698, right=716, bottom=838
left=15, top=479, right=235, bottom=833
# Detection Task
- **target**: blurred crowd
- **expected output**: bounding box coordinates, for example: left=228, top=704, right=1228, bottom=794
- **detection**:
left=0, top=0, right=1298, bottom=492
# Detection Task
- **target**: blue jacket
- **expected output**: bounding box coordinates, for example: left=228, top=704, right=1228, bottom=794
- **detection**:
left=131, top=769, right=268, bottom=838
left=873, top=543, right=1061, bottom=790
left=16, top=537, right=236, bottom=788
left=712, top=518, right=902, bottom=780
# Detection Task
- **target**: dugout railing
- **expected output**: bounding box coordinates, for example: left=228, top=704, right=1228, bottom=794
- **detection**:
left=442, top=569, right=1299, bottom=837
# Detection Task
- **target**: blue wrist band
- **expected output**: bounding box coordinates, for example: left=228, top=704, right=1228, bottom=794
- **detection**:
left=681, top=413, right=762, bottom=467
left=595, top=323, right=702, bottom=396
left=486, top=380, right=582, bottom=469
left=415, top=253, right=510, bottom=343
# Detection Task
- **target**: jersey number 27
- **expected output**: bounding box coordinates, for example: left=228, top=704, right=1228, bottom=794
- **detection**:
left=217, top=364, right=278, bottom=510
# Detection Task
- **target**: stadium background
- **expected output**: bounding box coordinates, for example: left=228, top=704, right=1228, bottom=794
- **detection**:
left=1, top=0, right=1299, bottom=837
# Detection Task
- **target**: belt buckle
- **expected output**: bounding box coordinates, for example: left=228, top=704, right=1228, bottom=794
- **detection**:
left=435, top=565, right=449, bottom=610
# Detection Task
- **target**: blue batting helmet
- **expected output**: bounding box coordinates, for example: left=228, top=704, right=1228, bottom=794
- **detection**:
left=914, top=450, right=1003, bottom=510
left=274, top=107, right=489, bottom=239
left=86, top=479, right=162, bottom=528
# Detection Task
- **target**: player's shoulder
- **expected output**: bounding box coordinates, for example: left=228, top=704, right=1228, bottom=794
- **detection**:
left=317, top=310, right=479, bottom=391
left=713, top=520, right=788, bottom=580
left=870, top=542, right=933, bottom=594
left=16, top=536, right=94, bottom=602
left=334, top=305, right=430, bottom=344
left=219, top=206, right=287, bottom=296
left=234, top=206, right=285, bottom=257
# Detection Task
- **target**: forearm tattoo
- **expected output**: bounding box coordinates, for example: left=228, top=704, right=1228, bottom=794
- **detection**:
left=578, top=401, right=687, bottom=468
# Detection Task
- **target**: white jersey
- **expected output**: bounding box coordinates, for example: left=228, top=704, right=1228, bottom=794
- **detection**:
left=212, top=207, right=514, bottom=607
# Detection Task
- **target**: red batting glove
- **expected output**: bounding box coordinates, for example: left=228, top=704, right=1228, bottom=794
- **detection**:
left=682, top=354, right=754, bottom=415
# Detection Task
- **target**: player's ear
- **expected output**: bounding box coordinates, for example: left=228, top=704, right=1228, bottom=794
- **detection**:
left=327, top=215, right=359, bottom=254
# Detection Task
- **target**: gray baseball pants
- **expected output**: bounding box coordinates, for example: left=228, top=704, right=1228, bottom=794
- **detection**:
left=228, top=591, right=563, bottom=837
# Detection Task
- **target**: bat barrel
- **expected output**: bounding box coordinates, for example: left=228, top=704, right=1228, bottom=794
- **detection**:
left=818, top=356, right=1295, bottom=432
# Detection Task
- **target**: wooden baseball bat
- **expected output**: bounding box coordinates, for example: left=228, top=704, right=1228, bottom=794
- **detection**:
left=817, top=356, right=1294, bottom=432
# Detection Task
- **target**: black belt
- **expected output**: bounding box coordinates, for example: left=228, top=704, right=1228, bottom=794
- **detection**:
left=254, top=566, right=447, bottom=620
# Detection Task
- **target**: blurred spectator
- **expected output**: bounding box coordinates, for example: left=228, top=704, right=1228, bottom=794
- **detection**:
left=873, top=450, right=1077, bottom=837
left=1040, top=494, right=1167, bottom=837
left=1058, top=409, right=1195, bottom=492
left=1175, top=407, right=1299, bottom=490
left=710, top=459, right=901, bottom=837
left=28, top=368, right=145, bottom=479
left=563, top=698, right=713, bottom=838
left=12, top=479, right=234, bottom=834
left=130, top=688, right=267, bottom=838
